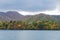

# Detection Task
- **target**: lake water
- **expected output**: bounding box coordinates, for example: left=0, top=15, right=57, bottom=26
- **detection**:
left=0, top=30, right=60, bottom=40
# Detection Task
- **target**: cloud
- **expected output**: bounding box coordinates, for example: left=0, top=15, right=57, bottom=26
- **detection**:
left=18, top=8, right=60, bottom=15
left=0, top=0, right=57, bottom=12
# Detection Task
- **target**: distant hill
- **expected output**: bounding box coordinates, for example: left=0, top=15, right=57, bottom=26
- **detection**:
left=6, top=11, right=24, bottom=21
left=0, top=11, right=60, bottom=22
left=0, top=12, right=9, bottom=22
left=0, top=11, right=24, bottom=21
left=23, top=13, right=59, bottom=22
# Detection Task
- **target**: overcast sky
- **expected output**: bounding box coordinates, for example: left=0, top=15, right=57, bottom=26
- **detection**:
left=0, top=0, right=58, bottom=12
left=0, top=0, right=60, bottom=15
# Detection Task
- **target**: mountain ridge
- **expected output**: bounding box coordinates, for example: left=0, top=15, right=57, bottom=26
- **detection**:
left=0, top=11, right=60, bottom=22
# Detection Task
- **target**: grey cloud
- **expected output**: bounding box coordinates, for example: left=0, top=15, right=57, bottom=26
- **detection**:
left=0, top=0, right=57, bottom=12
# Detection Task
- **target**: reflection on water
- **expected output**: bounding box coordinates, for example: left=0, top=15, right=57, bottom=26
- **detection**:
left=0, top=30, right=60, bottom=40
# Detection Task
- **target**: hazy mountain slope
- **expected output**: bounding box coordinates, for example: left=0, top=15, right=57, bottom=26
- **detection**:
left=0, top=11, right=24, bottom=21
left=52, top=15, right=60, bottom=20
left=6, top=11, right=24, bottom=21
left=0, top=11, right=60, bottom=22
left=23, top=13, right=59, bottom=22
left=0, top=12, right=10, bottom=21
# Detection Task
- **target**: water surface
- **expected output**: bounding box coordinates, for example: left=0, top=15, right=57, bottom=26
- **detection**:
left=0, top=30, right=60, bottom=40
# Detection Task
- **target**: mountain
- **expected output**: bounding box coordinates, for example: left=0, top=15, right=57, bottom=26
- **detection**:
left=0, top=12, right=10, bottom=22
left=0, top=11, right=24, bottom=21
left=23, top=13, right=59, bottom=22
left=52, top=15, right=60, bottom=20
left=0, top=11, right=60, bottom=22
left=6, top=11, right=24, bottom=21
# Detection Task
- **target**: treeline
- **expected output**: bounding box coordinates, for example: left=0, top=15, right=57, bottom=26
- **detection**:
left=0, top=20, right=60, bottom=30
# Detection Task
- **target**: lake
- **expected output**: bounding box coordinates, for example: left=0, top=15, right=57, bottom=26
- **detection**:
left=0, top=30, right=60, bottom=40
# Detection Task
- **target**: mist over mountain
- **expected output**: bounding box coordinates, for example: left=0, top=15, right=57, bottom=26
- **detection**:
left=0, top=11, right=60, bottom=22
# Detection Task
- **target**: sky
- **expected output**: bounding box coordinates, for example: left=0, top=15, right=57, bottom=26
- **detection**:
left=0, top=0, right=60, bottom=15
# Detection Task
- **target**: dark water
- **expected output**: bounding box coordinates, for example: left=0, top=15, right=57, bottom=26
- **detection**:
left=0, top=30, right=60, bottom=40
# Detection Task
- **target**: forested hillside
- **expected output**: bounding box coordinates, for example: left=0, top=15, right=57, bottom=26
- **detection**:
left=0, top=11, right=60, bottom=30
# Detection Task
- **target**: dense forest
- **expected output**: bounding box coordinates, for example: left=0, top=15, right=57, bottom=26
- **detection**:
left=0, top=20, right=60, bottom=30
